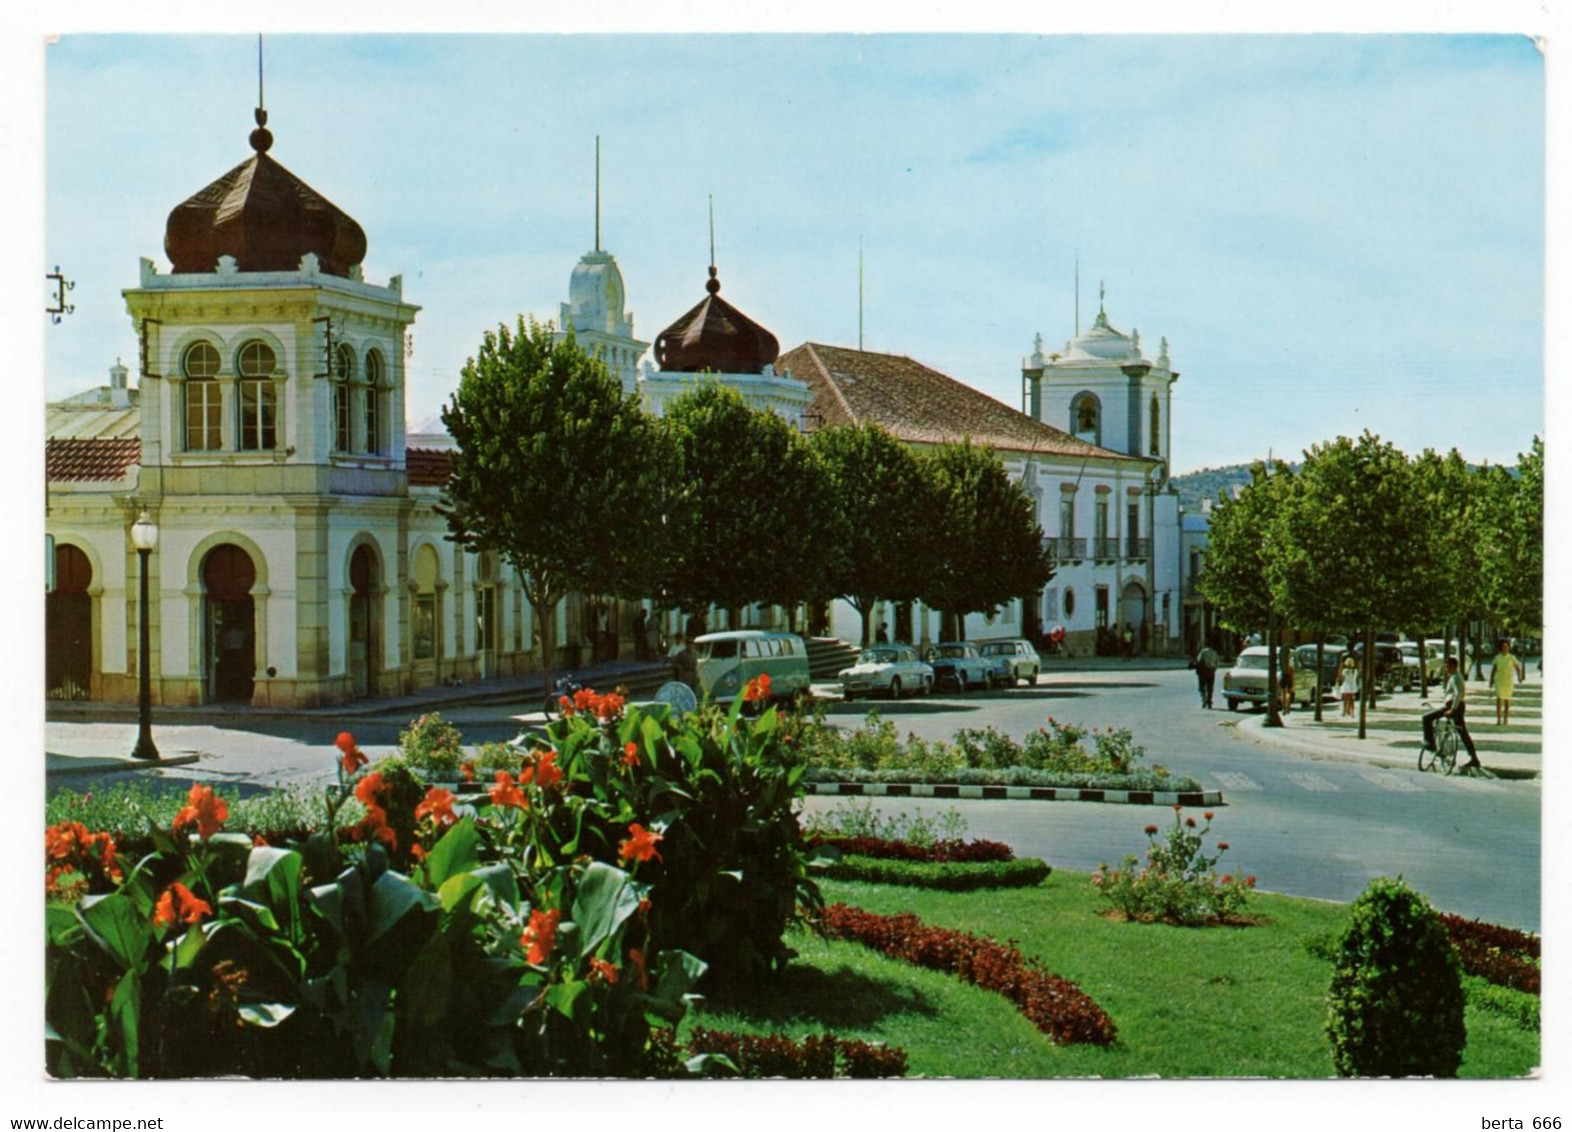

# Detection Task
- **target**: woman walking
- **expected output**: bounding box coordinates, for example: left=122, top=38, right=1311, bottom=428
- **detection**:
left=1337, top=654, right=1360, bottom=719
left=1490, top=638, right=1526, bottom=725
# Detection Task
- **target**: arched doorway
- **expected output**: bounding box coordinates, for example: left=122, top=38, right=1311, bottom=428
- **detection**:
left=411, top=544, right=441, bottom=688
left=47, top=544, right=93, bottom=699
left=475, top=552, right=498, bottom=679
left=203, top=544, right=256, bottom=703
left=349, top=544, right=380, bottom=698
left=1118, top=580, right=1147, bottom=654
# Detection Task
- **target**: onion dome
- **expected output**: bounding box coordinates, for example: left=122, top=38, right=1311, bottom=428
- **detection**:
left=164, top=108, right=367, bottom=276
left=654, top=266, right=779, bottom=374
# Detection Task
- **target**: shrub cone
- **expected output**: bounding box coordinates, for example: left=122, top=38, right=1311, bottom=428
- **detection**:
left=1326, top=876, right=1466, bottom=1077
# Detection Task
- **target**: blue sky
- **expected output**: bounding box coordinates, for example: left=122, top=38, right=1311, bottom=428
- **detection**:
left=41, top=33, right=1544, bottom=472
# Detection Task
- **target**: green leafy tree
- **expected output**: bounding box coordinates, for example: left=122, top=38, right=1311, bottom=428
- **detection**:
left=658, top=382, right=823, bottom=626
left=1482, top=436, right=1543, bottom=637
left=1412, top=448, right=1494, bottom=676
left=810, top=424, right=938, bottom=646
left=439, top=318, right=663, bottom=693
left=916, top=441, right=1054, bottom=641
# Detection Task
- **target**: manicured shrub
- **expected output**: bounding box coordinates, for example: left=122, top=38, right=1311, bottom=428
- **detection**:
left=801, top=800, right=970, bottom=846
left=1092, top=808, right=1254, bottom=925
left=820, top=904, right=1116, bottom=1047
left=821, top=855, right=1051, bottom=891
left=804, top=833, right=1014, bottom=864
left=652, top=1027, right=908, bottom=1078
left=803, top=766, right=1198, bottom=791
left=1326, top=877, right=1466, bottom=1078
left=397, top=711, right=466, bottom=777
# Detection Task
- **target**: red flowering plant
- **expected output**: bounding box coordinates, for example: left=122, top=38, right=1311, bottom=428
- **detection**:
left=1092, top=807, right=1255, bottom=926
left=45, top=820, right=124, bottom=902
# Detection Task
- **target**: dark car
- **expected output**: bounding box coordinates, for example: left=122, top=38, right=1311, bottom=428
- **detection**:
left=1350, top=642, right=1415, bottom=694
left=1293, top=643, right=1348, bottom=701
left=925, top=642, right=991, bottom=693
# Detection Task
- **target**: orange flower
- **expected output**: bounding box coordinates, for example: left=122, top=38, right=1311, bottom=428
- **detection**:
left=743, top=672, right=772, bottom=703
left=489, top=771, right=527, bottom=809
left=588, top=957, right=618, bottom=984
left=627, top=947, right=649, bottom=990
left=557, top=694, right=576, bottom=718
left=153, top=882, right=212, bottom=929
left=410, top=843, right=428, bottom=863
left=637, top=897, right=652, bottom=917
left=622, top=741, right=640, bottom=767
left=570, top=688, right=626, bottom=721
left=415, top=787, right=457, bottom=827
left=521, top=749, right=563, bottom=790
left=354, top=772, right=397, bottom=849
left=461, top=761, right=477, bottom=782
left=335, top=731, right=357, bottom=753
left=619, top=822, right=663, bottom=864
left=520, top=907, right=561, bottom=965
left=174, top=783, right=229, bottom=840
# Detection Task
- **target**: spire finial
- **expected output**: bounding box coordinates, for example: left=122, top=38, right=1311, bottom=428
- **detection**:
left=1099, top=278, right=1105, bottom=312
left=594, top=135, right=601, bottom=253
left=250, top=33, right=273, bottom=153
left=858, top=235, right=864, bottom=352
left=706, top=195, right=719, bottom=294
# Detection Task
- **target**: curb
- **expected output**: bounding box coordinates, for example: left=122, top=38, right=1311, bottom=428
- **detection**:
left=805, top=781, right=1223, bottom=806
left=1233, top=713, right=1541, bottom=780
left=47, top=753, right=202, bottom=777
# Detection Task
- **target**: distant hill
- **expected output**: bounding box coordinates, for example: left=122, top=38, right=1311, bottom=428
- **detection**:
left=1171, top=463, right=1282, bottom=514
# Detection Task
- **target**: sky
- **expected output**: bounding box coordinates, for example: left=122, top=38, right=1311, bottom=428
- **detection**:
left=37, top=31, right=1545, bottom=474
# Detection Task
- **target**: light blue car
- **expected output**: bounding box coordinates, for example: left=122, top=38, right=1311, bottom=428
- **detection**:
left=925, top=642, right=992, bottom=694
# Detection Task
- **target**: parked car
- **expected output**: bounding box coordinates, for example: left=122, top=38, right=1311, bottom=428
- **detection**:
left=1400, top=642, right=1444, bottom=688
left=1293, top=643, right=1347, bottom=701
left=978, top=639, right=1042, bottom=687
left=1351, top=642, right=1414, bottom=694
left=925, top=642, right=992, bottom=693
left=693, top=630, right=811, bottom=704
left=838, top=645, right=933, bottom=701
left=1221, top=645, right=1321, bottom=711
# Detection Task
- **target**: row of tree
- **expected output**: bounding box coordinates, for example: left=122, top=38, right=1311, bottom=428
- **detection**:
left=1199, top=431, right=1543, bottom=736
left=437, top=319, right=1055, bottom=688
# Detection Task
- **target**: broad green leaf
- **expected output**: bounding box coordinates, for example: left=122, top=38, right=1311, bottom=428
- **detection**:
left=355, top=982, right=395, bottom=1075
left=422, top=816, right=480, bottom=889
left=399, top=931, right=453, bottom=1029
left=437, top=872, right=484, bottom=914
left=570, top=861, right=638, bottom=956
left=367, top=870, right=438, bottom=942
left=173, top=923, right=207, bottom=969
left=218, top=895, right=280, bottom=933
left=237, top=1002, right=297, bottom=1028
left=469, top=863, right=520, bottom=912
left=108, top=969, right=141, bottom=1076
left=78, top=893, right=153, bottom=974
left=243, top=847, right=304, bottom=939
left=306, top=881, right=345, bottom=935
left=545, top=979, right=588, bottom=1021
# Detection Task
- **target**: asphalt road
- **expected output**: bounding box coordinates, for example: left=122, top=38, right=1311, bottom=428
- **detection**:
left=47, top=666, right=1541, bottom=931
left=802, top=668, right=1542, bottom=932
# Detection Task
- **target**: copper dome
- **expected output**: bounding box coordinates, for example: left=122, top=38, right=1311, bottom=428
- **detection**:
left=164, top=114, right=367, bottom=277
left=654, top=266, right=779, bottom=374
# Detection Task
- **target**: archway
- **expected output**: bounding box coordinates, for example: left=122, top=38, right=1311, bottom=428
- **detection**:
left=1118, top=580, right=1147, bottom=654
left=47, top=544, right=93, bottom=699
left=203, top=544, right=256, bottom=703
left=349, top=543, right=381, bottom=698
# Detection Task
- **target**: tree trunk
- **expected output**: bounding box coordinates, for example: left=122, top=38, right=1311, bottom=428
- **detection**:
left=1358, top=624, right=1373, bottom=740
left=1265, top=611, right=1282, bottom=728
left=1313, top=634, right=1326, bottom=722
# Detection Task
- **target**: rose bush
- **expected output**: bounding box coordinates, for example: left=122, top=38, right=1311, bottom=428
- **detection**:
left=1092, top=807, right=1255, bottom=925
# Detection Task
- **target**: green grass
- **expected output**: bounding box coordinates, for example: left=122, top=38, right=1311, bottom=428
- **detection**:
left=686, top=873, right=1540, bottom=1078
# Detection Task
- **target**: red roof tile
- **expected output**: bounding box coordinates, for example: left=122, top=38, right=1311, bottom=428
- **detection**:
left=779, top=342, right=1145, bottom=462
left=406, top=447, right=453, bottom=488
left=46, top=438, right=141, bottom=483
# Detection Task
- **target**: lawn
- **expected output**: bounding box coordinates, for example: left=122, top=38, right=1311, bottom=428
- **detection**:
left=687, top=872, right=1540, bottom=1078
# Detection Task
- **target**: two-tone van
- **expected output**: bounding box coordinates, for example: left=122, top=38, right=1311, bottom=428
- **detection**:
left=693, top=630, right=812, bottom=704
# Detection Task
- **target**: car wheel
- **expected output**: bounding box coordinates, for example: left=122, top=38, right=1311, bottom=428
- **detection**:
left=957, top=672, right=968, bottom=694
left=923, top=677, right=933, bottom=696
left=1029, top=668, right=1039, bottom=686
left=889, top=677, right=902, bottom=701
left=1229, top=700, right=1242, bottom=713
left=843, top=690, right=855, bottom=703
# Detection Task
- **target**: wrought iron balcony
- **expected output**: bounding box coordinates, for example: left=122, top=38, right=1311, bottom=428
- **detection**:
left=1125, top=538, right=1152, bottom=560
left=1093, top=537, right=1121, bottom=559
left=1045, top=536, right=1086, bottom=560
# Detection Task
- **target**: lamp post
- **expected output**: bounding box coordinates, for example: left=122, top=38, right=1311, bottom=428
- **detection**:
left=130, top=509, right=159, bottom=761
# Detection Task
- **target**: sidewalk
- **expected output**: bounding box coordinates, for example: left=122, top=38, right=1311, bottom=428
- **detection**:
left=1233, top=679, right=1541, bottom=780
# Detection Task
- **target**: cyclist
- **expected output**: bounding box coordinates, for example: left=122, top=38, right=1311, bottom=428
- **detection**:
left=1422, top=656, right=1480, bottom=773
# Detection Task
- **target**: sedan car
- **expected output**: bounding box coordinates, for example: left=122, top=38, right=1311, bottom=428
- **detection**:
left=1400, top=642, right=1444, bottom=688
left=925, top=642, right=992, bottom=693
left=1293, top=643, right=1347, bottom=702
left=838, top=645, right=933, bottom=701
left=978, top=639, right=1042, bottom=687
left=1351, top=642, right=1415, bottom=694
left=1221, top=645, right=1322, bottom=711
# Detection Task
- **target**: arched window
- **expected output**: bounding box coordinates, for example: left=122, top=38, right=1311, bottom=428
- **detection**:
left=333, top=343, right=355, bottom=452
left=1149, top=394, right=1161, bottom=455
left=236, top=340, right=278, bottom=451
left=183, top=341, right=222, bottom=451
left=364, top=349, right=384, bottom=455
left=412, top=545, right=440, bottom=662
left=1070, top=392, right=1101, bottom=446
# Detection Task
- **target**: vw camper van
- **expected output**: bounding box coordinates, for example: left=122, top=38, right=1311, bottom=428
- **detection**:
left=693, top=630, right=811, bottom=704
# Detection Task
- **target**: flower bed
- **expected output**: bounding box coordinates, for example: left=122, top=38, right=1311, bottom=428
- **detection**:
left=1093, top=808, right=1255, bottom=926
left=1439, top=913, right=1540, bottom=995
left=805, top=834, right=1015, bottom=863
left=821, top=855, right=1051, bottom=891
left=819, top=903, right=1116, bottom=1047
left=658, top=1026, right=907, bottom=1078
left=804, top=766, right=1201, bottom=792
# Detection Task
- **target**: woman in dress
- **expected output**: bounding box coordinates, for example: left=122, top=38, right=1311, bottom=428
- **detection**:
left=1490, top=638, right=1526, bottom=725
left=1337, top=654, right=1360, bottom=719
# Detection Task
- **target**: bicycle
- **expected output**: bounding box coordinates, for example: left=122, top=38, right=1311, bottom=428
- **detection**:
left=1417, top=701, right=1459, bottom=775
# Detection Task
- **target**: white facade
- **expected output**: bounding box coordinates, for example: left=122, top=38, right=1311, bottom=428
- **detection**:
left=556, top=249, right=648, bottom=396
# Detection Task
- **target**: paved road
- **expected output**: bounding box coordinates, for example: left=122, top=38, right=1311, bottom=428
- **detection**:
left=47, top=665, right=1540, bottom=930
left=801, top=667, right=1541, bottom=932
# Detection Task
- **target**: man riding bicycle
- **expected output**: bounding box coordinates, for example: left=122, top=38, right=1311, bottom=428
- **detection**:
left=1422, top=656, right=1480, bottom=773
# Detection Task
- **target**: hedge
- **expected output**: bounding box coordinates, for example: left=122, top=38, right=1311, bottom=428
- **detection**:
left=820, top=855, right=1051, bottom=891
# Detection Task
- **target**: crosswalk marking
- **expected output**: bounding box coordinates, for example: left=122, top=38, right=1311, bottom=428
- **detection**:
left=1213, top=771, right=1262, bottom=791
left=1357, top=769, right=1424, bottom=793
left=1287, top=771, right=1341, bottom=792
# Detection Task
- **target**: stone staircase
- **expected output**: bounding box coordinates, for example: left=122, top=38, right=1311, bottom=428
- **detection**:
left=806, top=636, right=861, bottom=681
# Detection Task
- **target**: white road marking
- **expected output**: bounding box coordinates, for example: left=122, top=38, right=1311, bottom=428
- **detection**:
left=1357, top=769, right=1425, bottom=793
left=1287, top=772, right=1341, bottom=792
left=1212, top=771, right=1262, bottom=791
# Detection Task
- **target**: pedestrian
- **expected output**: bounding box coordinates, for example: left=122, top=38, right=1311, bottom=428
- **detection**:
left=1337, top=654, right=1360, bottom=718
left=1194, top=641, right=1220, bottom=709
left=1279, top=650, right=1296, bottom=713
left=632, top=607, right=649, bottom=661
left=671, top=636, right=698, bottom=694
left=1490, top=638, right=1526, bottom=726
left=1122, top=622, right=1134, bottom=660
left=1423, top=656, right=1481, bottom=772
left=875, top=624, right=888, bottom=644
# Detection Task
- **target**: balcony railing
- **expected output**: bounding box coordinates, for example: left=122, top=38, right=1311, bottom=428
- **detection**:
left=1045, top=536, right=1087, bottom=560
left=1125, top=538, right=1152, bottom=559
left=1093, top=537, right=1121, bottom=559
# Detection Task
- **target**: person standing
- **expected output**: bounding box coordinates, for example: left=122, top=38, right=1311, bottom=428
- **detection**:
left=1194, top=642, right=1220, bottom=709
left=671, top=636, right=698, bottom=694
left=1490, top=638, right=1526, bottom=725
left=632, top=607, right=649, bottom=662
left=1337, top=654, right=1360, bottom=719
left=1121, top=622, right=1134, bottom=660
left=1279, top=650, right=1296, bottom=713
left=1423, top=657, right=1480, bottom=772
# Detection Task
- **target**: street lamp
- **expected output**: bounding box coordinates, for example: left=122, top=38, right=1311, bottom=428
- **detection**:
left=130, top=509, right=159, bottom=761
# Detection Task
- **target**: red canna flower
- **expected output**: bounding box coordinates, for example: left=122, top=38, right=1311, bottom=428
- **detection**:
left=520, top=749, right=563, bottom=790
left=628, top=947, right=649, bottom=990
left=174, top=783, right=229, bottom=840
left=461, top=761, right=476, bottom=782
left=638, top=897, right=652, bottom=917
left=252, top=834, right=269, bottom=848
left=743, top=672, right=772, bottom=703
left=415, top=787, right=457, bottom=827
left=410, top=843, right=428, bottom=863
left=520, top=907, right=561, bottom=965
left=622, top=741, right=640, bottom=767
left=558, top=694, right=576, bottom=718
left=619, top=822, right=663, bottom=864
left=489, top=771, right=527, bottom=809
left=589, top=957, right=618, bottom=984
left=153, top=881, right=212, bottom=929
left=573, top=688, right=599, bottom=712
left=354, top=772, right=398, bottom=849
left=335, top=731, right=357, bottom=754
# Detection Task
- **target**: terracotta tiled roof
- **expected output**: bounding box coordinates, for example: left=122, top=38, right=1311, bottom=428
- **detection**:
left=406, top=447, right=453, bottom=488
left=46, top=438, right=141, bottom=483
left=779, top=342, right=1145, bottom=462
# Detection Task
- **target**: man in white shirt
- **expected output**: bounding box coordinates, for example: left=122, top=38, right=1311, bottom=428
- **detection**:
left=1422, top=657, right=1481, bottom=772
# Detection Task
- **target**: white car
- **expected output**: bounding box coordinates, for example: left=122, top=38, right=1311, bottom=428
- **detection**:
left=839, top=645, right=933, bottom=701
left=978, top=639, right=1042, bottom=687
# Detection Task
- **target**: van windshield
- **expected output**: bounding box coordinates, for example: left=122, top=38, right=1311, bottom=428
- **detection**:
left=700, top=640, right=737, bottom=660
left=1236, top=654, right=1269, bottom=670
